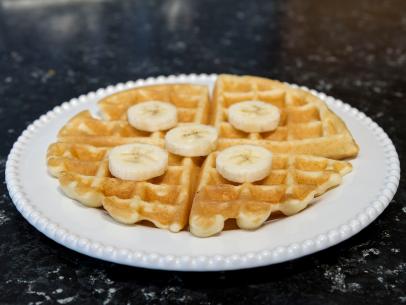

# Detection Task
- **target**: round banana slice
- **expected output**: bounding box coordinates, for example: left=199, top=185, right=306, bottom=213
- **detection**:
left=228, top=101, right=280, bottom=133
left=109, top=143, right=168, bottom=181
left=216, top=145, right=272, bottom=183
left=165, top=124, right=218, bottom=157
left=127, top=101, right=177, bottom=132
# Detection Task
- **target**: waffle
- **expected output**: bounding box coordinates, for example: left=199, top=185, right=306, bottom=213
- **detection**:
left=189, top=152, right=352, bottom=237
left=47, top=84, right=209, bottom=232
left=47, top=77, right=357, bottom=237
left=213, top=74, right=359, bottom=159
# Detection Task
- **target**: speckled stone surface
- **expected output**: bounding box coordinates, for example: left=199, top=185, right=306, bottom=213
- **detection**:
left=0, top=0, right=405, bottom=304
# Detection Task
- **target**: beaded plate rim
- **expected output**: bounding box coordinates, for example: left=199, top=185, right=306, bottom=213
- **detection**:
left=5, top=74, right=400, bottom=271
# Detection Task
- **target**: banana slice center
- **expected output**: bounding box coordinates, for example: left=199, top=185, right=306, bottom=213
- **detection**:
left=142, top=104, right=162, bottom=116
left=120, top=149, right=155, bottom=163
left=230, top=150, right=260, bottom=165
left=182, top=129, right=209, bottom=140
left=240, top=104, right=270, bottom=116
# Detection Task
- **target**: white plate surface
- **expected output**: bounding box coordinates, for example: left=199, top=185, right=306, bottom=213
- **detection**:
left=5, top=74, right=400, bottom=271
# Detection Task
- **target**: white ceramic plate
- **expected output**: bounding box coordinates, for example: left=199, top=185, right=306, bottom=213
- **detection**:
left=6, top=74, right=400, bottom=271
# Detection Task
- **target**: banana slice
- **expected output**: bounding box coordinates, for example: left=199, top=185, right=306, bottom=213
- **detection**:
left=165, top=124, right=218, bottom=157
left=109, top=143, right=168, bottom=181
left=228, top=101, right=280, bottom=133
left=127, top=101, right=177, bottom=132
left=216, top=145, right=272, bottom=183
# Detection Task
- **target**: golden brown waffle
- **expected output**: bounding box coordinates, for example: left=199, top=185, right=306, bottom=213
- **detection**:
left=46, top=77, right=357, bottom=237
left=47, top=84, right=210, bottom=232
left=58, top=83, right=210, bottom=147
left=213, top=75, right=359, bottom=159
left=189, top=152, right=352, bottom=237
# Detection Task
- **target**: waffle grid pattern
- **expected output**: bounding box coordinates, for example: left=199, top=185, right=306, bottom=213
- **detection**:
left=189, top=152, right=352, bottom=236
left=47, top=84, right=209, bottom=231
left=214, top=75, right=359, bottom=159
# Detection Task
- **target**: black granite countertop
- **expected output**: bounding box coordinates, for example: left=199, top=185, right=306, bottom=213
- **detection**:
left=0, top=0, right=405, bottom=304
